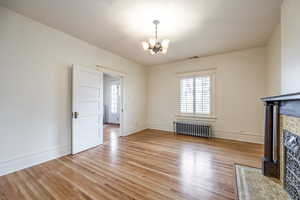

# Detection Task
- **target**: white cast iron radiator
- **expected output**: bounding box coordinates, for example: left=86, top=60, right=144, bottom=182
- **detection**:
left=173, top=121, right=212, bottom=138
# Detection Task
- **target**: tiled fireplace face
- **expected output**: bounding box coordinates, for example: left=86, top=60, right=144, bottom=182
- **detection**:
left=280, top=115, right=300, bottom=199
left=284, top=130, right=300, bottom=199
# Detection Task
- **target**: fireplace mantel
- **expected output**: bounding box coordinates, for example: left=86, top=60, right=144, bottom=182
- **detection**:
left=262, top=92, right=300, bottom=102
left=261, top=92, right=300, bottom=179
left=262, top=92, right=300, bottom=118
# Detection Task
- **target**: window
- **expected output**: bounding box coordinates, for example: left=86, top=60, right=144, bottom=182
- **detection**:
left=178, top=71, right=215, bottom=117
left=111, top=84, right=119, bottom=113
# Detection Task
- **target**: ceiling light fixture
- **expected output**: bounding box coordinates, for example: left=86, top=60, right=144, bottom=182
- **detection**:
left=142, top=20, right=170, bottom=55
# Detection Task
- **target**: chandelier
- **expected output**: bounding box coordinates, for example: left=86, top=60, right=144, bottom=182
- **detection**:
left=141, top=20, right=170, bottom=55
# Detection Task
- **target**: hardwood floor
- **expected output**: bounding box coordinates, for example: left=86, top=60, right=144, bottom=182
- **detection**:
left=0, top=130, right=263, bottom=200
left=104, top=124, right=120, bottom=143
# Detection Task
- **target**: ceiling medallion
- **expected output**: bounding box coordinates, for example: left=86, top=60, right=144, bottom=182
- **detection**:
left=142, top=20, right=170, bottom=55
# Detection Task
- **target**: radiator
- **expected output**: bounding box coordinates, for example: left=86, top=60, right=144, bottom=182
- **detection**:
left=173, top=121, right=212, bottom=138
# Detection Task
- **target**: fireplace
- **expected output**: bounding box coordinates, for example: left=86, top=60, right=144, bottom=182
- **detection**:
left=284, top=130, right=300, bottom=199
left=261, top=92, right=300, bottom=200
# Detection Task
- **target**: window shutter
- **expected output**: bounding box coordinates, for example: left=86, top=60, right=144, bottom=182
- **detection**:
left=195, top=76, right=210, bottom=114
left=180, top=78, right=194, bottom=114
left=178, top=74, right=212, bottom=116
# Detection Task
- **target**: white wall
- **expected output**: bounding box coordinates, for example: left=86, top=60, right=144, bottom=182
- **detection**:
left=281, top=0, right=300, bottom=94
left=147, top=47, right=266, bottom=144
left=0, top=6, right=147, bottom=175
left=266, top=25, right=281, bottom=96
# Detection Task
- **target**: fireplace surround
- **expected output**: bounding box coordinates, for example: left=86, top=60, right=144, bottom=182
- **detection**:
left=261, top=92, right=300, bottom=200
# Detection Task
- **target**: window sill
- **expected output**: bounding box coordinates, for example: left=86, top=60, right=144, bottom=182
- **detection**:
left=176, top=114, right=217, bottom=120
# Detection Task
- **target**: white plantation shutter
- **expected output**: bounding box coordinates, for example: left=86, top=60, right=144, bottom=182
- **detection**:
left=178, top=73, right=213, bottom=116
left=180, top=78, right=194, bottom=113
left=195, top=76, right=210, bottom=114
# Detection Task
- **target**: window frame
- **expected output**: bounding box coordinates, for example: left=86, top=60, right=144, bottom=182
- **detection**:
left=177, top=69, right=216, bottom=119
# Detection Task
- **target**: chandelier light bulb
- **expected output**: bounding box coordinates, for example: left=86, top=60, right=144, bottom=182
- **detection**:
left=150, top=49, right=155, bottom=55
left=161, top=39, right=170, bottom=49
left=142, top=41, right=149, bottom=50
left=149, top=38, right=156, bottom=48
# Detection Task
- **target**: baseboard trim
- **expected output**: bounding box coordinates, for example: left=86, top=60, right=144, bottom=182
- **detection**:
left=147, top=129, right=173, bottom=135
left=146, top=128, right=262, bottom=144
left=0, top=145, right=71, bottom=176
left=147, top=123, right=263, bottom=144
left=214, top=130, right=263, bottom=144
left=123, top=127, right=147, bottom=137
left=104, top=123, right=120, bottom=125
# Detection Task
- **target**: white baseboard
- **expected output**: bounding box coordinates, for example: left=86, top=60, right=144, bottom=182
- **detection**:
left=147, top=123, right=263, bottom=144
left=214, top=130, right=263, bottom=144
left=0, top=144, right=71, bottom=176
left=147, top=123, right=173, bottom=132
left=123, top=126, right=147, bottom=136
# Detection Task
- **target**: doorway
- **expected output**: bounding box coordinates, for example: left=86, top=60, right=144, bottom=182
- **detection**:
left=103, top=73, right=122, bottom=143
left=72, top=65, right=124, bottom=155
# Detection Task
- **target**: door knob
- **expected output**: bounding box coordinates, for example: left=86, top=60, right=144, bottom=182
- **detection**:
left=73, top=112, right=79, bottom=119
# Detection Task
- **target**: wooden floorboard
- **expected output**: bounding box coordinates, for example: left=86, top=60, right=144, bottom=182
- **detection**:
left=0, top=130, right=263, bottom=200
left=103, top=124, right=119, bottom=143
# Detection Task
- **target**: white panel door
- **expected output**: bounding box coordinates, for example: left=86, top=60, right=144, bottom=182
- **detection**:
left=72, top=65, right=103, bottom=154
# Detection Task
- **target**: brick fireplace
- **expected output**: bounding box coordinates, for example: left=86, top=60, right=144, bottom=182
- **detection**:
left=262, top=93, right=300, bottom=200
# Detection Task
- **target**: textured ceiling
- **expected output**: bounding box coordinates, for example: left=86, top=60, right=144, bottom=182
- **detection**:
left=0, top=0, right=282, bottom=66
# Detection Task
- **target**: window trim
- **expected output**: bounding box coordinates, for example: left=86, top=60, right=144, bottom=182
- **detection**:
left=177, top=69, right=216, bottom=119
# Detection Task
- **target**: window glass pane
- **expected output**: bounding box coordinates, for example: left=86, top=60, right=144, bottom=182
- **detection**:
left=180, top=78, right=194, bottom=113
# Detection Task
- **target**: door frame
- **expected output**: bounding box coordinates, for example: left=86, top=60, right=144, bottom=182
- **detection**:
left=102, top=73, right=124, bottom=137
left=72, top=64, right=125, bottom=144
left=96, top=65, right=125, bottom=137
